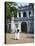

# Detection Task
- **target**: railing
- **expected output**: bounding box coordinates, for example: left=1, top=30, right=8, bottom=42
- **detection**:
left=14, top=17, right=34, bottom=21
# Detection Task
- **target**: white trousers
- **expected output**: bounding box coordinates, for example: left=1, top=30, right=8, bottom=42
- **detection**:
left=15, top=32, right=20, bottom=39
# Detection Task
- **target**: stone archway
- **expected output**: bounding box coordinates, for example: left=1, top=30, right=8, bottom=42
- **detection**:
left=21, top=22, right=27, bottom=32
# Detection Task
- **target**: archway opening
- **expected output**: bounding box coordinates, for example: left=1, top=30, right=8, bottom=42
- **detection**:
left=23, top=12, right=26, bottom=17
left=21, top=22, right=27, bottom=33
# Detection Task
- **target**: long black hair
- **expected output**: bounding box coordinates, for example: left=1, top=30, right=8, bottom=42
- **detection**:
left=17, top=29, right=19, bottom=33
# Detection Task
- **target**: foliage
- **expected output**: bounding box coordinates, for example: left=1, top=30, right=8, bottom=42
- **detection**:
left=5, top=2, right=11, bottom=19
left=5, top=2, right=17, bottom=20
left=10, top=7, right=17, bottom=17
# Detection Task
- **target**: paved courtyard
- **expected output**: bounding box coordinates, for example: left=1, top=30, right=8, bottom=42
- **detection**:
left=6, top=33, right=34, bottom=44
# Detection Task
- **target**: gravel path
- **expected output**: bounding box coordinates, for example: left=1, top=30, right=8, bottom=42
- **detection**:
left=6, top=33, right=34, bottom=44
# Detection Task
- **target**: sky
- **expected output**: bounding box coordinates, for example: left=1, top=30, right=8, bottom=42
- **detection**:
left=10, top=2, right=29, bottom=8
left=17, top=2, right=29, bottom=7
left=14, top=3, right=29, bottom=8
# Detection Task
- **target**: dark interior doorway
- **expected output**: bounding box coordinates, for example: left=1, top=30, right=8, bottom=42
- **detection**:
left=21, top=22, right=27, bottom=33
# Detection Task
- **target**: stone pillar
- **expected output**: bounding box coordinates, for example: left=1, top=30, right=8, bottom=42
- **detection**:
left=27, top=21, right=30, bottom=32
left=19, top=22, right=21, bottom=32
left=18, top=22, right=21, bottom=32
left=21, top=11, right=23, bottom=18
left=7, top=24, right=9, bottom=32
left=17, top=11, right=19, bottom=18
left=26, top=11, right=29, bottom=18
left=31, top=10, right=33, bottom=16
left=11, top=12, right=16, bottom=32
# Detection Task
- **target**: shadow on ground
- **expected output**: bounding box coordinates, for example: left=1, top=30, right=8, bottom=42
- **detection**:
left=26, top=36, right=34, bottom=38
left=10, top=38, right=15, bottom=40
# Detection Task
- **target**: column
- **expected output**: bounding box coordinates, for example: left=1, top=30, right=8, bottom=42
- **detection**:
left=21, top=11, right=23, bottom=18
left=11, top=12, right=16, bottom=32
left=26, top=11, right=29, bottom=18
left=18, top=22, right=21, bottom=32
left=27, top=21, right=30, bottom=32
left=31, top=10, right=33, bottom=16
left=19, top=22, right=21, bottom=32
left=17, top=11, right=19, bottom=18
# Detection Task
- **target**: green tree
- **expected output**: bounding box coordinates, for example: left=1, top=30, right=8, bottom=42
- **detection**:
left=5, top=2, right=10, bottom=19
left=5, top=2, right=17, bottom=20
left=10, top=2, right=17, bottom=17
